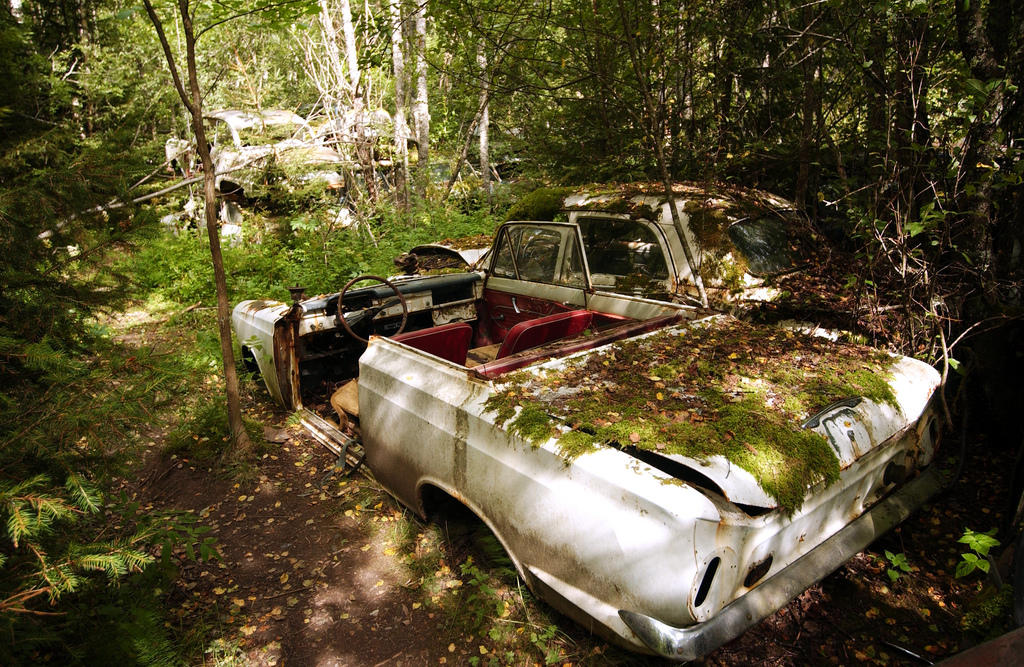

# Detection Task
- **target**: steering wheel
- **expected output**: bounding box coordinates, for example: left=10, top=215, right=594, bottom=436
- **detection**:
left=336, top=274, right=409, bottom=344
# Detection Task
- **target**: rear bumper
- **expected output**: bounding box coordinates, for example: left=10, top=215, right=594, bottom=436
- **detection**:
left=619, top=465, right=947, bottom=661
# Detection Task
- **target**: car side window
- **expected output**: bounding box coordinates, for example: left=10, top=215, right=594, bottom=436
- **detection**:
left=577, top=218, right=669, bottom=279
left=491, top=227, right=522, bottom=278
left=490, top=225, right=585, bottom=286
left=557, top=233, right=587, bottom=287
left=515, top=228, right=560, bottom=282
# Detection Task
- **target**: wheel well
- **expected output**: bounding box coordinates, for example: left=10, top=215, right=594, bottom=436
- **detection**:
left=219, top=179, right=245, bottom=201
left=418, top=483, right=522, bottom=575
left=420, top=483, right=469, bottom=522
left=240, top=346, right=260, bottom=374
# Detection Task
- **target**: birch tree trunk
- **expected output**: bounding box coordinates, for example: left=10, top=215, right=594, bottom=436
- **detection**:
left=339, top=0, right=377, bottom=201
left=318, top=0, right=345, bottom=91
left=389, top=0, right=410, bottom=211
left=477, top=43, right=491, bottom=207
left=413, top=0, right=430, bottom=192
left=340, top=0, right=359, bottom=93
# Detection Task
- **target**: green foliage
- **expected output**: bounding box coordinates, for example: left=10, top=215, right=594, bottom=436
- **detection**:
left=884, top=550, right=912, bottom=582
left=124, top=199, right=499, bottom=306
left=459, top=557, right=508, bottom=631
left=164, top=396, right=265, bottom=462
left=955, top=528, right=1000, bottom=579
left=503, top=187, right=573, bottom=222
left=960, top=585, right=1014, bottom=637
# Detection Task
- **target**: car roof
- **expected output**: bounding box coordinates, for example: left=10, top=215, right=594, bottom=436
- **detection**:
left=563, top=181, right=800, bottom=221
left=205, top=109, right=309, bottom=132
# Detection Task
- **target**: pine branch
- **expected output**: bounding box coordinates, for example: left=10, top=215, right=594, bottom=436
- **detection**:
left=64, top=473, right=101, bottom=514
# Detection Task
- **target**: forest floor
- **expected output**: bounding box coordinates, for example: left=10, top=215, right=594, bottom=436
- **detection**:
left=112, top=304, right=1017, bottom=666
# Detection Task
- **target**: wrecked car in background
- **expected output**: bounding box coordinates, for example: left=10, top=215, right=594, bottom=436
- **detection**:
left=204, top=109, right=347, bottom=200
left=232, top=186, right=945, bottom=660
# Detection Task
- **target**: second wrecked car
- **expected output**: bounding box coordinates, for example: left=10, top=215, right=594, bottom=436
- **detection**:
left=232, top=186, right=944, bottom=660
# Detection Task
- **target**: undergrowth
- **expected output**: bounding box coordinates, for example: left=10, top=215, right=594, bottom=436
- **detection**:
left=0, top=319, right=223, bottom=664
left=124, top=200, right=501, bottom=306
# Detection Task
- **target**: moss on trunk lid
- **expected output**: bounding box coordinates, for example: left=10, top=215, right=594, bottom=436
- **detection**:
left=484, top=317, right=899, bottom=514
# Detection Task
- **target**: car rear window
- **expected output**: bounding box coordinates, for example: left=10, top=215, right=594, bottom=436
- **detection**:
left=576, top=217, right=669, bottom=279
left=726, top=217, right=796, bottom=277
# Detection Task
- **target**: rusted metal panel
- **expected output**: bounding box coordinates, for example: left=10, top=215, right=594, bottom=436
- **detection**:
left=273, top=303, right=302, bottom=410
left=298, top=408, right=365, bottom=471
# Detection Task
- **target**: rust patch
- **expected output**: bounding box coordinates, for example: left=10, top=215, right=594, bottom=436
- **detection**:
left=241, top=299, right=283, bottom=313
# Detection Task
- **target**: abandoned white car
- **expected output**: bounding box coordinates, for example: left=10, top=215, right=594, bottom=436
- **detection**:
left=232, top=195, right=944, bottom=660
left=202, top=109, right=346, bottom=199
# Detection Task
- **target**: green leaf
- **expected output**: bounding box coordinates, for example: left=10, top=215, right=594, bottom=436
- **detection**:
left=905, top=221, right=925, bottom=237
left=959, top=528, right=1000, bottom=556
left=955, top=559, right=975, bottom=578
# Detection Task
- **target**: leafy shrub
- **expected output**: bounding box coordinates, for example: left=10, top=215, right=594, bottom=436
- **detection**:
left=122, top=199, right=499, bottom=307
left=956, top=528, right=1001, bottom=578
left=884, top=550, right=912, bottom=582
left=164, top=397, right=265, bottom=462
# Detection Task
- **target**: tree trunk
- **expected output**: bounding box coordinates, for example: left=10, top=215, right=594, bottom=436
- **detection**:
left=615, top=0, right=708, bottom=308
left=340, top=0, right=359, bottom=93
left=413, top=2, right=430, bottom=170
left=477, top=43, right=491, bottom=207
left=337, top=0, right=377, bottom=202
left=444, top=95, right=487, bottom=199
left=142, top=0, right=252, bottom=457
left=893, top=14, right=931, bottom=228
left=389, top=0, right=410, bottom=212
left=318, top=0, right=345, bottom=92
left=954, top=0, right=1006, bottom=283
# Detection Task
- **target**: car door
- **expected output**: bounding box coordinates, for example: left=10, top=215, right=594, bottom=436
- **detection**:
left=482, top=222, right=591, bottom=341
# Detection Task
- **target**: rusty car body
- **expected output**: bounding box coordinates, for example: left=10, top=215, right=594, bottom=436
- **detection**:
left=232, top=194, right=944, bottom=660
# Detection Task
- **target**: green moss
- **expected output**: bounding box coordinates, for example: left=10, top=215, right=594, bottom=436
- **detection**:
left=504, top=187, right=574, bottom=222
left=483, top=318, right=899, bottom=514
left=960, top=585, right=1013, bottom=639
left=598, top=197, right=631, bottom=214
left=556, top=430, right=600, bottom=461
left=483, top=382, right=556, bottom=445
left=509, top=405, right=556, bottom=444
left=483, top=390, right=517, bottom=426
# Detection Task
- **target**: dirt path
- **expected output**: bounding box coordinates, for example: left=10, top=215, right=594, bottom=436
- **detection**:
left=138, top=421, right=464, bottom=665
